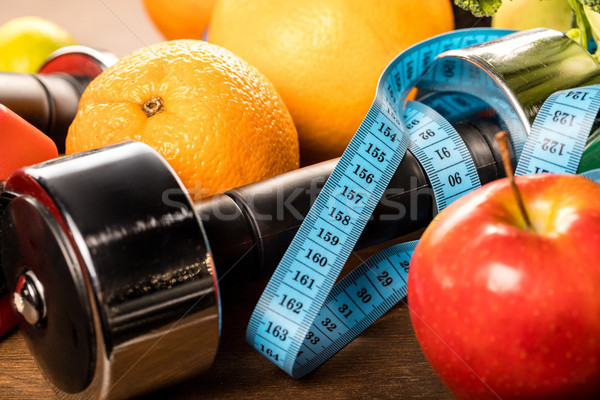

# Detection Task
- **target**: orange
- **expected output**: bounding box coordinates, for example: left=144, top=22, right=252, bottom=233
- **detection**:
left=66, top=39, right=299, bottom=199
left=142, top=0, right=216, bottom=40
left=209, top=0, right=454, bottom=165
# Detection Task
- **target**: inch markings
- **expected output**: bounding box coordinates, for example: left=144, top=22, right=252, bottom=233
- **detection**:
left=515, top=87, right=600, bottom=176
left=247, top=28, right=513, bottom=378
left=406, top=101, right=481, bottom=212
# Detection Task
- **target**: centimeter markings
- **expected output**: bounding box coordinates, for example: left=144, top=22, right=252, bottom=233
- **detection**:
left=246, top=28, right=515, bottom=377
left=292, top=240, right=418, bottom=377
left=405, top=101, right=481, bottom=213
left=289, top=97, right=483, bottom=375
left=515, top=86, right=600, bottom=176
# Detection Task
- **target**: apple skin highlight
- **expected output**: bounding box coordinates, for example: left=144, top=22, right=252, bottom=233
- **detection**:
left=407, top=174, right=600, bottom=400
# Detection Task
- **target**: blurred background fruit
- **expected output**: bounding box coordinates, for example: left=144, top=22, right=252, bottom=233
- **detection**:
left=142, top=0, right=216, bottom=40
left=0, top=1, right=164, bottom=57
left=0, top=16, right=76, bottom=73
left=491, top=0, right=572, bottom=31
left=208, top=0, right=455, bottom=165
left=66, top=40, right=299, bottom=199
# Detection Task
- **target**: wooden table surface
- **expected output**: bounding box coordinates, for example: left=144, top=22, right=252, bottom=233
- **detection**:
left=0, top=6, right=487, bottom=399
left=0, top=272, right=453, bottom=399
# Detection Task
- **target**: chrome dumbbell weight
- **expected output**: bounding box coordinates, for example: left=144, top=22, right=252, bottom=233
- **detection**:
left=0, top=113, right=502, bottom=399
left=2, top=28, right=600, bottom=400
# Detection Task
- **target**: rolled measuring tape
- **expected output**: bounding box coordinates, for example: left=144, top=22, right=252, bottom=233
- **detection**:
left=246, top=28, right=600, bottom=377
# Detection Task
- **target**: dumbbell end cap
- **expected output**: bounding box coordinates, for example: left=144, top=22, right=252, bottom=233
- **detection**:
left=39, top=45, right=118, bottom=77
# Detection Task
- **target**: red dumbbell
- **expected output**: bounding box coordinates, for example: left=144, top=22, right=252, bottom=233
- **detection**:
left=0, top=104, right=58, bottom=180
left=0, top=104, right=59, bottom=338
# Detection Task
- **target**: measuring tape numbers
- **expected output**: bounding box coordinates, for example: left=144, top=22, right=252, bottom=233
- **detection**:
left=246, top=28, right=513, bottom=377
left=292, top=240, right=418, bottom=377
left=290, top=99, right=483, bottom=376
left=515, top=87, right=600, bottom=176
left=404, top=101, right=481, bottom=212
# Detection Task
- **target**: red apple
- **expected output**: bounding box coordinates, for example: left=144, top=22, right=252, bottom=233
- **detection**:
left=407, top=173, right=600, bottom=399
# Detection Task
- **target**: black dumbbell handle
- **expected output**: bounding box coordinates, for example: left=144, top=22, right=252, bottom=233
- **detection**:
left=197, top=117, right=507, bottom=285
left=0, top=73, right=92, bottom=153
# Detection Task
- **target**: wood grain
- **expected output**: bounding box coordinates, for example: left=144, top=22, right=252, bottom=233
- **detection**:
left=0, top=276, right=453, bottom=399
left=0, top=6, right=485, bottom=399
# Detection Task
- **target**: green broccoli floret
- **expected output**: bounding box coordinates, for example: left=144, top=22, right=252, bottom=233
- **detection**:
left=567, top=0, right=600, bottom=53
left=454, top=0, right=503, bottom=17
left=456, top=0, right=600, bottom=61
left=581, top=1, right=600, bottom=53
left=581, top=0, right=600, bottom=13
left=455, top=0, right=599, bottom=20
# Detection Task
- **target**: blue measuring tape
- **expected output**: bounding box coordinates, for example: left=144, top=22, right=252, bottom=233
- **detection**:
left=515, top=87, right=600, bottom=176
left=246, top=28, right=600, bottom=377
left=582, top=167, right=600, bottom=181
left=405, top=101, right=481, bottom=212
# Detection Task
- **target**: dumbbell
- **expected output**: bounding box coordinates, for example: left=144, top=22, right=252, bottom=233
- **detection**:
left=0, top=45, right=115, bottom=299
left=0, top=119, right=500, bottom=399
left=1, top=28, right=600, bottom=400
left=0, top=45, right=117, bottom=152
left=0, top=101, right=62, bottom=338
left=0, top=45, right=117, bottom=336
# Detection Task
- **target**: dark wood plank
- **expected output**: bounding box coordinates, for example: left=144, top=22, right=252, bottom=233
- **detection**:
left=0, top=260, right=453, bottom=399
left=0, top=332, right=55, bottom=398
left=0, top=7, right=484, bottom=399
left=147, top=277, right=453, bottom=400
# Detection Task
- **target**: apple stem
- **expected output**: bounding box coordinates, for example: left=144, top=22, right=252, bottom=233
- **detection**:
left=495, top=131, right=534, bottom=232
